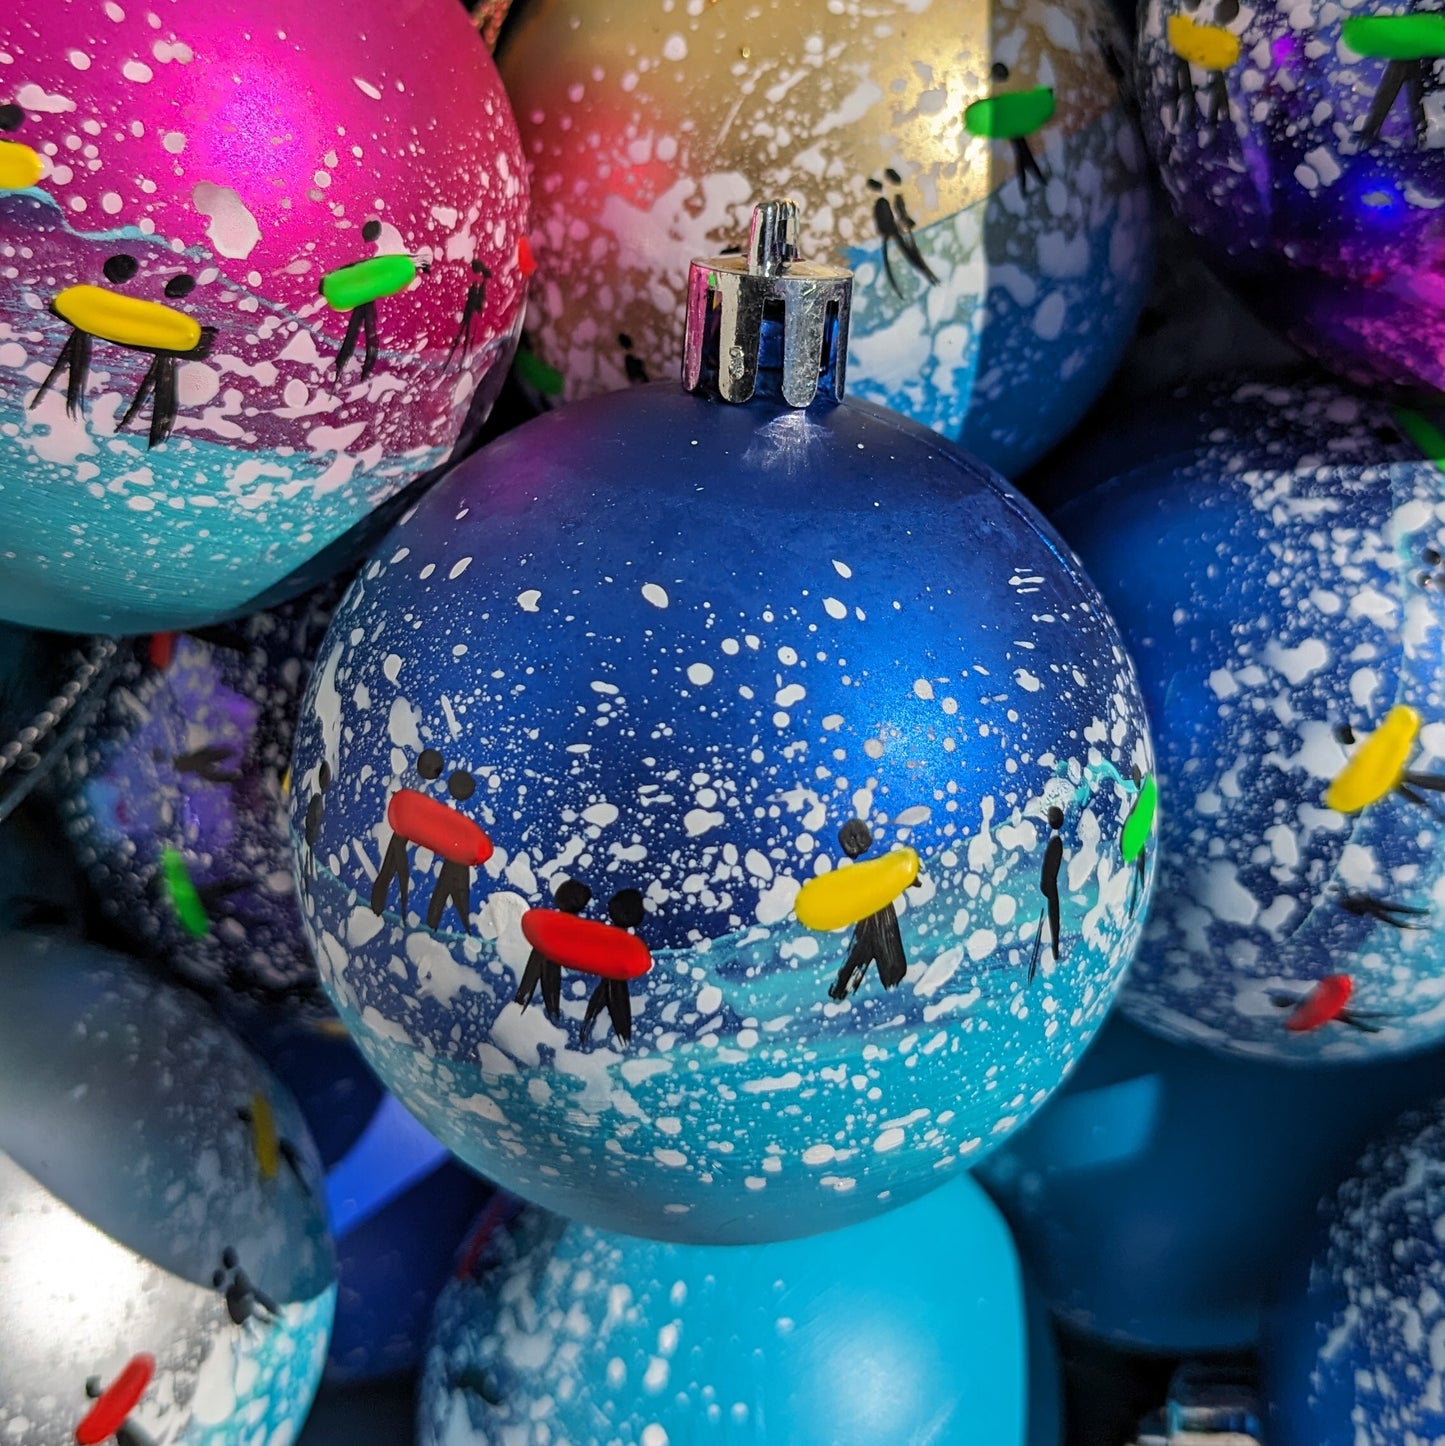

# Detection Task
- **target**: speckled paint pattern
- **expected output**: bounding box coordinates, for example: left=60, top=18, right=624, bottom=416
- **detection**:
left=1057, top=384, right=1445, bottom=1063
left=499, top=0, right=1152, bottom=475
left=0, top=0, right=527, bottom=634
left=1265, top=1100, right=1445, bottom=1446
left=419, top=1176, right=1037, bottom=1446
left=288, top=381, right=1154, bottom=1243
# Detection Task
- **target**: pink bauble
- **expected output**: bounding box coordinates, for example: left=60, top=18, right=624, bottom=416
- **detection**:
left=0, top=0, right=527, bottom=633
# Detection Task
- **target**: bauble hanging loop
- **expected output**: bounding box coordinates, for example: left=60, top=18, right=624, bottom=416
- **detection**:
left=683, top=198, right=852, bottom=409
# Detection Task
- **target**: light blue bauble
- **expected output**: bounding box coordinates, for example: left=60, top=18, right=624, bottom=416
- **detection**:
left=981, top=1013, right=1445, bottom=1353
left=419, top=1174, right=1060, bottom=1446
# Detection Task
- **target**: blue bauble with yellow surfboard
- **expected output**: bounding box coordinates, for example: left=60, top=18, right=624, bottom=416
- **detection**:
left=1054, top=381, right=1445, bottom=1063
left=287, top=203, right=1154, bottom=1243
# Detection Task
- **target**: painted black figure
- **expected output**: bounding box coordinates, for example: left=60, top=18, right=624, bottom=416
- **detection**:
left=170, top=743, right=244, bottom=785
left=618, top=332, right=651, bottom=384
left=514, top=876, right=591, bottom=1021
left=32, top=255, right=215, bottom=447
left=866, top=168, right=939, bottom=297
left=580, top=887, right=647, bottom=1044
left=1354, top=16, right=1445, bottom=148
left=1029, top=807, right=1065, bottom=983
left=992, top=65, right=1049, bottom=191
left=153, top=858, right=248, bottom=932
left=302, top=760, right=330, bottom=887
left=214, top=1247, right=279, bottom=1328
left=371, top=777, right=416, bottom=921
left=1121, top=766, right=1158, bottom=919
left=333, top=219, right=385, bottom=380
left=0, top=102, right=44, bottom=192
left=1333, top=717, right=1445, bottom=817
left=370, top=747, right=494, bottom=929
left=828, top=819, right=910, bottom=1000
left=425, top=760, right=483, bottom=931
left=236, top=1097, right=311, bottom=1198
left=445, top=256, right=492, bottom=369
left=115, top=274, right=210, bottom=447
left=1171, top=0, right=1238, bottom=126
left=1268, top=974, right=1389, bottom=1034
left=1335, top=888, right=1430, bottom=929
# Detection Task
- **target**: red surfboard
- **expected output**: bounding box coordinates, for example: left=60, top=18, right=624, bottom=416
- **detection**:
left=1285, top=974, right=1353, bottom=1033
left=148, top=633, right=176, bottom=670
left=520, top=910, right=652, bottom=981
left=76, top=1354, right=154, bottom=1444
left=387, top=790, right=494, bottom=867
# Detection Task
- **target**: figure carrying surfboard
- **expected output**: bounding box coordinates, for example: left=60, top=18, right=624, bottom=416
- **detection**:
left=796, top=819, right=920, bottom=1001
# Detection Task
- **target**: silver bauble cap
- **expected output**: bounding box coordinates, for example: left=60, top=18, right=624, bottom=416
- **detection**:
left=682, top=198, right=852, bottom=409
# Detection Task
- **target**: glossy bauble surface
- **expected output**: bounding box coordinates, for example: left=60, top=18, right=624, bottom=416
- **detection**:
left=419, top=1175, right=1058, bottom=1446
left=290, top=379, right=1154, bottom=1242
left=981, top=1014, right=1445, bottom=1352
left=253, top=1022, right=498, bottom=1383
left=0, top=0, right=527, bottom=634
left=59, top=587, right=341, bottom=1020
left=1056, top=382, right=1445, bottom=1062
left=1137, top=0, right=1445, bottom=395
left=0, top=933, right=335, bottom=1444
left=1264, top=1100, right=1445, bottom=1446
left=499, top=0, right=1152, bottom=474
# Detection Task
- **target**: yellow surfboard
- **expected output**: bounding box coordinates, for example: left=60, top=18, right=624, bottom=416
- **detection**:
left=796, top=848, right=921, bottom=932
left=1167, top=15, right=1241, bottom=70
left=0, top=139, right=43, bottom=191
left=247, top=1092, right=281, bottom=1181
left=52, top=285, right=202, bottom=353
left=1326, top=704, right=1421, bottom=814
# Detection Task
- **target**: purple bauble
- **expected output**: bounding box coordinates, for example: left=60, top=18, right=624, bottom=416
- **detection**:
left=58, top=588, right=340, bottom=1020
left=1137, top=0, right=1445, bottom=394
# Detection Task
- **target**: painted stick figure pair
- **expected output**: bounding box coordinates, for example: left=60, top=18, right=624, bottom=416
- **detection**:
left=30, top=251, right=214, bottom=448
left=514, top=878, right=651, bottom=1044
left=798, top=813, right=1040, bottom=997
left=370, top=749, right=492, bottom=931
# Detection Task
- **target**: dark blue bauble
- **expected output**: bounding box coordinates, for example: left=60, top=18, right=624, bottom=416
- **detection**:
left=251, top=1024, right=498, bottom=1383
left=980, top=1013, right=1445, bottom=1353
left=1054, top=381, right=1445, bottom=1063
left=0, top=933, right=335, bottom=1444
left=289, top=359, right=1154, bottom=1243
left=58, top=586, right=342, bottom=1021
left=0, top=797, right=87, bottom=934
left=419, top=1174, right=1060, bottom=1446
left=1263, top=1099, right=1445, bottom=1446
left=0, top=622, right=118, bottom=935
